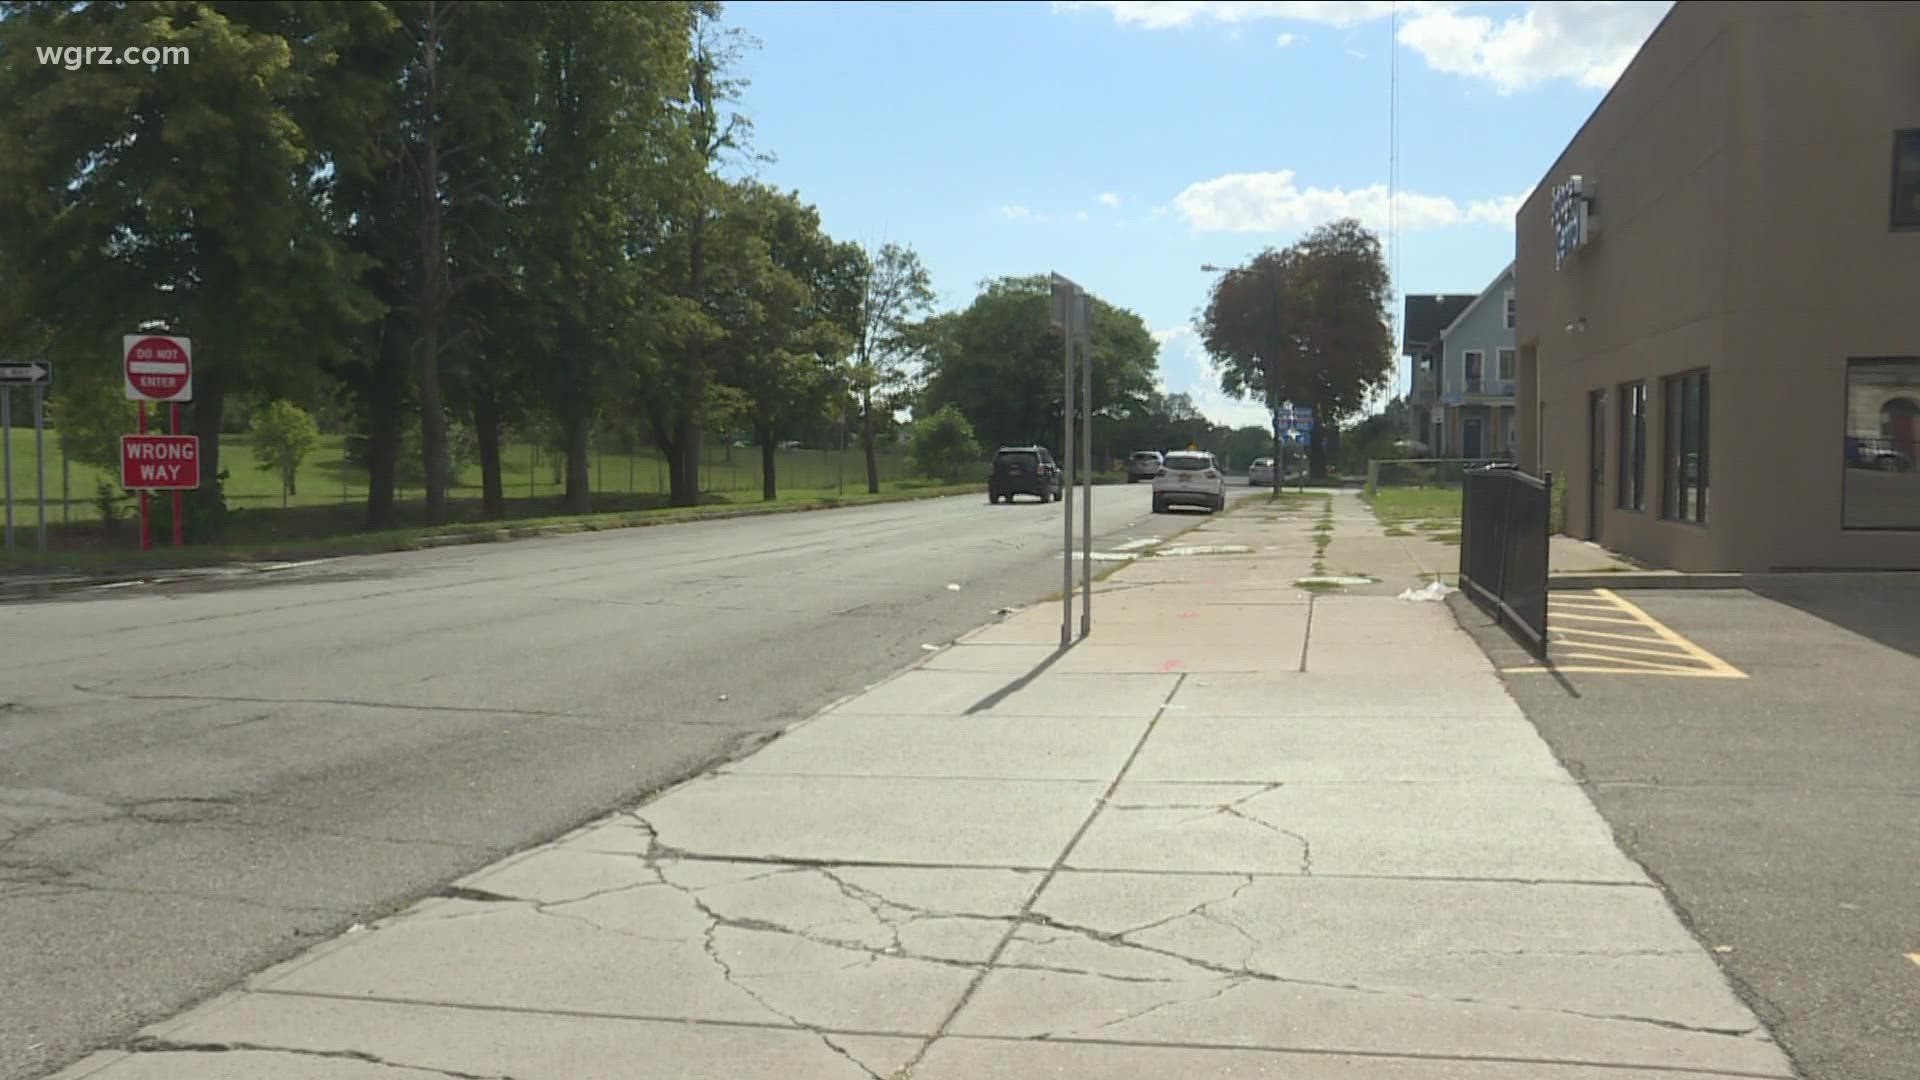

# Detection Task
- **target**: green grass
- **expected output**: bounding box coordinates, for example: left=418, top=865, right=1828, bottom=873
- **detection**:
left=3, top=428, right=917, bottom=526
left=2, top=478, right=985, bottom=574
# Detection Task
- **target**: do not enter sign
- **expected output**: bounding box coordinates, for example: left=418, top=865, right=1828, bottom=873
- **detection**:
left=123, top=334, right=193, bottom=402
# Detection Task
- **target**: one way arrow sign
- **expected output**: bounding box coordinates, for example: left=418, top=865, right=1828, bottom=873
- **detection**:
left=0, top=360, right=52, bottom=386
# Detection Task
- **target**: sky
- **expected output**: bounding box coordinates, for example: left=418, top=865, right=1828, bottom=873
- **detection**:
left=722, top=0, right=1674, bottom=428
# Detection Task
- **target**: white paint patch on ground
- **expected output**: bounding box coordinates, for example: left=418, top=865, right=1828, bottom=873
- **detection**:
left=1159, top=545, right=1255, bottom=557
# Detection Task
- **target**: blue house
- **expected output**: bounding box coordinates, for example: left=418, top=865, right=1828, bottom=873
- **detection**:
left=1432, top=262, right=1517, bottom=459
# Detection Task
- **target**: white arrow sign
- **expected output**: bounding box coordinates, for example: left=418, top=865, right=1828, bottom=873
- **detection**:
left=0, top=361, right=52, bottom=386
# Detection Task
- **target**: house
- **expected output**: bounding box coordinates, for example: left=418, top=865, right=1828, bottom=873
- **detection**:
left=1432, top=262, right=1517, bottom=460
left=1513, top=0, right=1920, bottom=572
left=1400, top=293, right=1474, bottom=450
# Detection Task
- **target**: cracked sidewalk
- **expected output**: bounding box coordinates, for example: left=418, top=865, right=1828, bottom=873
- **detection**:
left=49, top=496, right=1795, bottom=1080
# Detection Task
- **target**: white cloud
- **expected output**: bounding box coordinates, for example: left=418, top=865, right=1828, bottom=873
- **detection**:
left=1149, top=205, right=1171, bottom=219
left=1001, top=204, right=1039, bottom=222
left=1096, top=192, right=1124, bottom=208
left=1152, top=325, right=1190, bottom=346
left=1059, top=1, right=1672, bottom=92
left=1055, top=1, right=1413, bottom=31
left=1173, top=169, right=1530, bottom=234
left=1275, top=32, right=1300, bottom=47
left=1398, top=2, right=1668, bottom=93
left=1345, top=47, right=1367, bottom=59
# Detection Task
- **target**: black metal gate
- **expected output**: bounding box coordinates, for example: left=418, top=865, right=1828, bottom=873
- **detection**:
left=1459, top=464, right=1552, bottom=658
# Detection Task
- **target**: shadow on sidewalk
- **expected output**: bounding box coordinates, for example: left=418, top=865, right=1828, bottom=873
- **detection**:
left=963, top=639, right=1078, bottom=714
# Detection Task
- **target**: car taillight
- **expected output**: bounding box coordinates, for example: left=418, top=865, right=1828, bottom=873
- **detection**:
left=1205, top=470, right=1219, bottom=479
left=1156, top=468, right=1168, bottom=478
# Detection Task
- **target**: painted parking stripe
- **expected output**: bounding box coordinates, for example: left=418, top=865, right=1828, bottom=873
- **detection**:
left=1908, top=953, right=1920, bottom=968
left=1505, top=588, right=1746, bottom=678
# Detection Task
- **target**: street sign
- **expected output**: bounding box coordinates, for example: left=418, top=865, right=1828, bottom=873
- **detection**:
left=0, top=360, right=51, bottom=386
left=123, top=334, right=193, bottom=402
left=121, top=434, right=201, bottom=489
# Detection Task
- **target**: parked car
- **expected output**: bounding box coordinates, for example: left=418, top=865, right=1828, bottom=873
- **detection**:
left=989, top=445, right=1062, bottom=503
left=1126, top=450, right=1164, bottom=483
left=1153, top=450, right=1226, bottom=514
left=1248, top=457, right=1276, bottom=486
left=1846, top=436, right=1913, bottom=472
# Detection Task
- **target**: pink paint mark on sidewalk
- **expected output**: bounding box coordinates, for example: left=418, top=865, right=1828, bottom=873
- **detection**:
left=1160, top=659, right=1187, bottom=672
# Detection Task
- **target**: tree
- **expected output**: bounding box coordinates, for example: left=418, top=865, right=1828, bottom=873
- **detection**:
left=1198, top=220, right=1391, bottom=479
left=909, top=404, right=980, bottom=483
left=250, top=400, right=321, bottom=507
left=918, top=275, right=1158, bottom=457
left=0, top=1, right=382, bottom=539
left=850, top=243, right=936, bottom=493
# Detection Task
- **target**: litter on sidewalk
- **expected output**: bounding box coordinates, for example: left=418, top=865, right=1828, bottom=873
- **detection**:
left=1399, top=579, right=1457, bottom=602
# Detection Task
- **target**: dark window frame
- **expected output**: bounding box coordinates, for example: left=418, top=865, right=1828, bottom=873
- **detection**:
left=1661, top=369, right=1710, bottom=525
left=1893, top=129, right=1920, bottom=230
left=1618, top=381, right=1647, bottom=511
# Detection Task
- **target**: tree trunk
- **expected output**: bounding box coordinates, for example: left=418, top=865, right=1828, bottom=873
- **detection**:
left=415, top=0, right=451, bottom=526
left=671, top=414, right=702, bottom=507
left=758, top=422, right=776, bottom=501
left=187, top=372, right=225, bottom=535
left=474, top=387, right=504, bottom=519
left=287, top=466, right=297, bottom=498
left=564, top=406, right=591, bottom=514
left=861, top=390, right=880, bottom=494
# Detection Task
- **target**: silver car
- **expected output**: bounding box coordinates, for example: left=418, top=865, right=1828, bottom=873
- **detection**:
left=1126, top=450, right=1164, bottom=483
left=1248, top=457, right=1277, bottom=486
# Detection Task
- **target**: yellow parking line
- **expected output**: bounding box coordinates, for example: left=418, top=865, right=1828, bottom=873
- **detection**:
left=1593, top=588, right=1746, bottom=677
left=1505, top=665, right=1741, bottom=676
left=1551, top=625, right=1671, bottom=645
left=1907, top=953, right=1920, bottom=968
left=1550, top=611, right=1646, bottom=626
left=1549, top=637, right=1704, bottom=661
left=1557, top=650, right=1711, bottom=673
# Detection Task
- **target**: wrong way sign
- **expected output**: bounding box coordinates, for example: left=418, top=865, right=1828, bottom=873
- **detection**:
left=124, top=335, right=193, bottom=402
left=121, top=434, right=201, bottom=489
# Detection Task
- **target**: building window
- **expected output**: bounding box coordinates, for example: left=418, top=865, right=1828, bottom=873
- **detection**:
left=1497, top=347, right=1516, bottom=382
left=1463, top=350, right=1484, bottom=393
left=1844, top=357, right=1920, bottom=529
left=1662, top=370, right=1709, bottom=524
left=1618, top=382, right=1646, bottom=511
left=1893, top=129, right=1920, bottom=229
left=1504, top=294, right=1516, bottom=329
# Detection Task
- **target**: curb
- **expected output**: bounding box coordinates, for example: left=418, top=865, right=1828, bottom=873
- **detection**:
left=1549, top=572, right=1746, bottom=590
left=1, top=488, right=985, bottom=599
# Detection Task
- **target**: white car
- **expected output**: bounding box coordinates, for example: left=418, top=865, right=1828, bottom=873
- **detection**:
left=1153, top=450, right=1226, bottom=514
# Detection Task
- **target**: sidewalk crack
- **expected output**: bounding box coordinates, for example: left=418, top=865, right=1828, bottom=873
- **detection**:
left=124, top=1037, right=522, bottom=1080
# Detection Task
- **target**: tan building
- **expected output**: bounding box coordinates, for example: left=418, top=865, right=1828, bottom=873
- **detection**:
left=1514, top=1, right=1920, bottom=571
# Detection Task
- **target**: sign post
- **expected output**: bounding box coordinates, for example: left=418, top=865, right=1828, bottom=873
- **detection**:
left=1, top=360, right=55, bottom=553
left=123, top=335, right=193, bottom=550
left=1050, top=274, right=1092, bottom=647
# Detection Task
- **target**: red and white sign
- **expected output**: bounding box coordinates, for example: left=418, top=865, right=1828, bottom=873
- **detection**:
left=121, top=435, right=201, bottom=490
left=123, top=334, right=193, bottom=402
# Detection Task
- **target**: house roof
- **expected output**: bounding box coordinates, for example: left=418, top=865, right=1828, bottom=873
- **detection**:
left=1402, top=294, right=1475, bottom=354
left=1436, top=261, right=1517, bottom=342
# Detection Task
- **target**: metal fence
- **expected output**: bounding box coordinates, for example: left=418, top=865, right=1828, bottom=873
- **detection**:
left=1365, top=456, right=1515, bottom=494
left=1459, top=463, right=1552, bottom=659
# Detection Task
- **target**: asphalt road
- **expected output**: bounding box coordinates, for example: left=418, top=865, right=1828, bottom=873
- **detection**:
left=1454, top=580, right=1920, bottom=1080
left=0, top=482, right=1246, bottom=1080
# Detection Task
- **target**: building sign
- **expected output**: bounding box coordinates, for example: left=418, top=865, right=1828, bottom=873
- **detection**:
left=1551, top=175, right=1595, bottom=270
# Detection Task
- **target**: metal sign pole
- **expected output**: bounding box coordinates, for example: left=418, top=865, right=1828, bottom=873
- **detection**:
left=3, top=386, right=13, bottom=553
left=1079, top=296, right=1092, bottom=639
left=1061, top=323, right=1075, bottom=651
left=35, top=385, right=47, bottom=552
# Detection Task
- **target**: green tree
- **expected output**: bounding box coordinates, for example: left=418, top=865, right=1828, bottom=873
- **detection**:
left=1197, top=219, right=1392, bottom=477
left=249, top=400, right=321, bottom=507
left=850, top=243, right=936, bottom=493
left=918, top=275, right=1158, bottom=457
left=0, top=1, right=382, bottom=538
left=909, top=404, right=980, bottom=483
left=47, top=378, right=138, bottom=475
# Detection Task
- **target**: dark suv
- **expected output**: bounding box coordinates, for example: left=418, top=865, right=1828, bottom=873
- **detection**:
left=989, top=446, right=1062, bottom=504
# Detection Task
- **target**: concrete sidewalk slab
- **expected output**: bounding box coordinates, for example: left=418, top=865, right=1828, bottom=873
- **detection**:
left=639, top=773, right=1101, bottom=866
left=1167, top=671, right=1523, bottom=718
left=1126, top=715, right=1568, bottom=782
left=55, top=487, right=1795, bottom=1080
left=724, top=713, right=1150, bottom=780
left=1063, top=780, right=1645, bottom=880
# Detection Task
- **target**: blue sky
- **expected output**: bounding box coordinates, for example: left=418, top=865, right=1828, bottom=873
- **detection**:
left=724, top=0, right=1672, bottom=427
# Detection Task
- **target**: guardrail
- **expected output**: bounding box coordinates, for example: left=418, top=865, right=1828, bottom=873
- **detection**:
left=1459, top=463, right=1551, bottom=659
